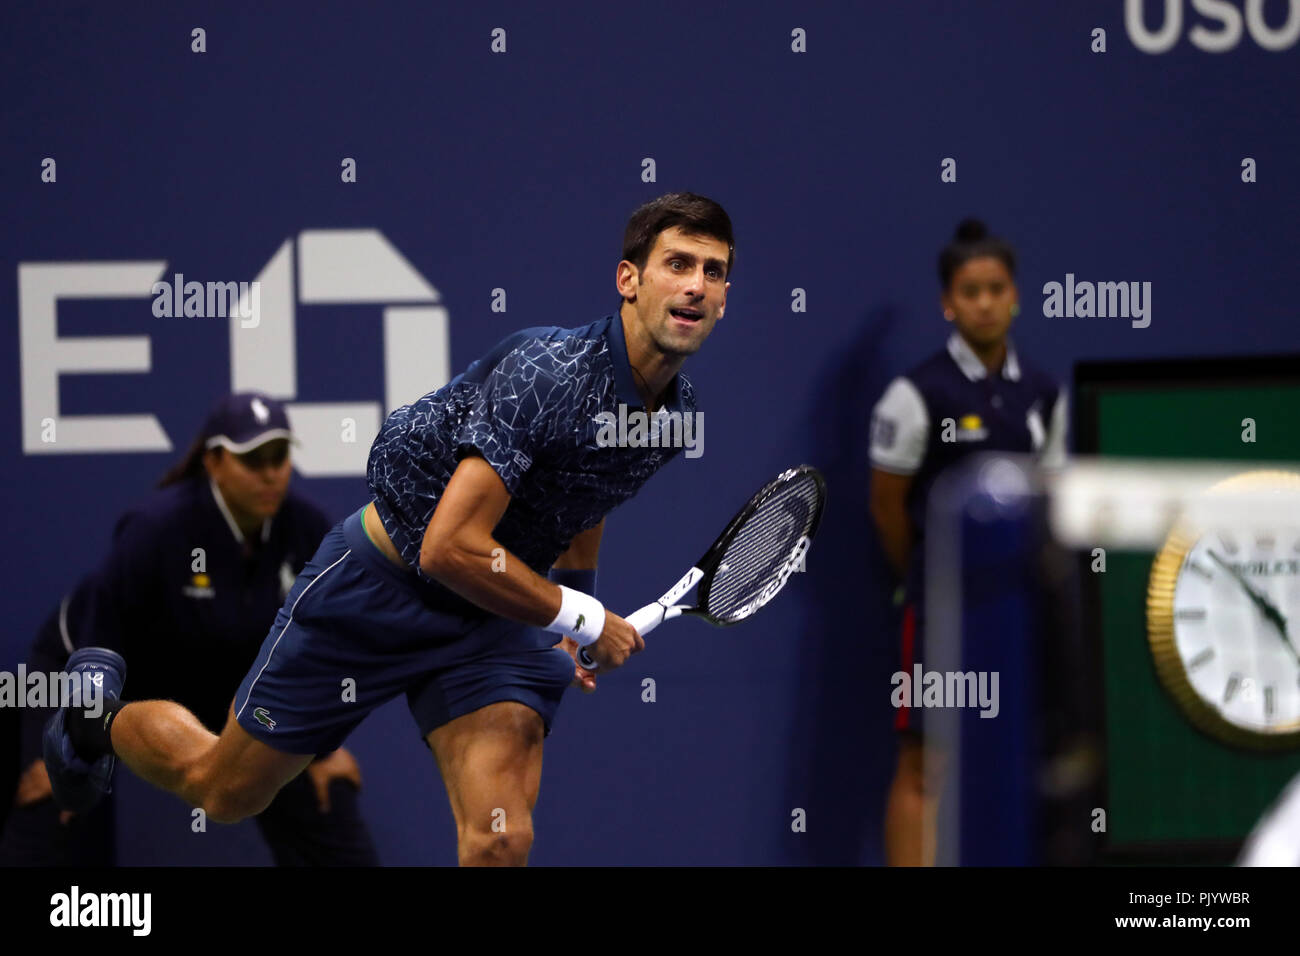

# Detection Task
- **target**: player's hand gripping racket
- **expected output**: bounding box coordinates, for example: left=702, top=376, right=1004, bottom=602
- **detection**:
left=577, top=465, right=826, bottom=670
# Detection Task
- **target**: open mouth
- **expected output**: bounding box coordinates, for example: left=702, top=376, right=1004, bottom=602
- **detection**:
left=670, top=307, right=703, bottom=322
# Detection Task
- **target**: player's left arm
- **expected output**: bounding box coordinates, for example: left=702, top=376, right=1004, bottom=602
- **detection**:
left=551, top=519, right=605, bottom=692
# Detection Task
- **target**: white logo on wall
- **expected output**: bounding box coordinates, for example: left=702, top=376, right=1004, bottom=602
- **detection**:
left=17, top=230, right=450, bottom=476
left=1125, top=0, right=1300, bottom=53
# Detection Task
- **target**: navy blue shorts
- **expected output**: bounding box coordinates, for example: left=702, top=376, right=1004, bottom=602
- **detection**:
left=234, top=508, right=575, bottom=754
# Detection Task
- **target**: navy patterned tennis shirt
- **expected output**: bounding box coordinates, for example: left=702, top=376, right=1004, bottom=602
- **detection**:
left=368, top=314, right=696, bottom=604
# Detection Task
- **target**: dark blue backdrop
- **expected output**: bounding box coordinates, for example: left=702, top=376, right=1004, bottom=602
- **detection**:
left=2, top=1, right=1296, bottom=864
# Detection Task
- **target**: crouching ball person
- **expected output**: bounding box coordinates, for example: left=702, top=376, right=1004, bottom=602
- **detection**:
left=1, top=393, right=379, bottom=865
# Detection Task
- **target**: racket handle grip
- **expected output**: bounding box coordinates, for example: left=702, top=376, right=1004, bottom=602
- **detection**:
left=626, top=602, right=668, bottom=637
left=574, top=602, right=667, bottom=671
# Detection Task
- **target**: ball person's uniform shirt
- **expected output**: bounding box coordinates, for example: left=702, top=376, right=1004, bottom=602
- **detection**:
left=77, top=477, right=331, bottom=733
left=869, top=331, right=1066, bottom=730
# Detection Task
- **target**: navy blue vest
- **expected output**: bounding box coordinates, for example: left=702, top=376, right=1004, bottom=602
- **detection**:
left=903, top=341, right=1061, bottom=602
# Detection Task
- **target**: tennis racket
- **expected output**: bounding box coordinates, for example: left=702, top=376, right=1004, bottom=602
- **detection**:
left=577, top=464, right=826, bottom=670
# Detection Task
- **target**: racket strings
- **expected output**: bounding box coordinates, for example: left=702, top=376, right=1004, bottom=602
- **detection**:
left=706, top=476, right=822, bottom=621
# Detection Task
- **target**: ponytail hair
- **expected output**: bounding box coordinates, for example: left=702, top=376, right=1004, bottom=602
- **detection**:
left=157, top=433, right=217, bottom=488
left=937, top=218, right=1017, bottom=290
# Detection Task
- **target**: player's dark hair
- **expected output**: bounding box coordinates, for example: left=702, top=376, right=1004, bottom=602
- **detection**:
left=938, top=218, right=1017, bottom=290
left=157, top=435, right=219, bottom=488
left=622, top=192, right=735, bottom=281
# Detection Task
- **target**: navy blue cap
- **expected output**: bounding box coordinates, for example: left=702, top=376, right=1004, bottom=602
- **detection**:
left=202, top=392, right=294, bottom=453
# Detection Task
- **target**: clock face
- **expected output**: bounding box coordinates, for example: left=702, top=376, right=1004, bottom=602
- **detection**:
left=1147, top=470, right=1300, bottom=749
left=1170, top=532, right=1300, bottom=737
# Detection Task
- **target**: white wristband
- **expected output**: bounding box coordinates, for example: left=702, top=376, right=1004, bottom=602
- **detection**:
left=546, top=585, right=606, bottom=646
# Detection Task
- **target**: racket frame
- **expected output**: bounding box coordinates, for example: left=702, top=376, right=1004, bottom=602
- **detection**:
left=575, top=465, right=826, bottom=670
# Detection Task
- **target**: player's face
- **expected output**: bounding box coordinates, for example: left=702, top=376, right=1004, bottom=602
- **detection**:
left=624, top=226, right=729, bottom=357
left=942, top=257, right=1018, bottom=348
left=206, top=439, right=292, bottom=523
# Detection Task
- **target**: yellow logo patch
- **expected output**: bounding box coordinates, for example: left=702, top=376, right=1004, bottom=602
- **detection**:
left=183, top=573, right=215, bottom=599
left=959, top=415, right=983, bottom=431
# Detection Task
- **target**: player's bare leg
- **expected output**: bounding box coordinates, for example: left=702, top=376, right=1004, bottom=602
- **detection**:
left=110, top=701, right=313, bottom=823
left=884, top=735, right=946, bottom=866
left=427, top=701, right=545, bottom=867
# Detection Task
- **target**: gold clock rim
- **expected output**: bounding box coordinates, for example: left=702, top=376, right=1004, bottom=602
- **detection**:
left=1146, top=469, right=1300, bottom=751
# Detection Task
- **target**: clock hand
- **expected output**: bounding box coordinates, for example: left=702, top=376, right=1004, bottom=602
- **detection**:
left=1207, top=549, right=1296, bottom=662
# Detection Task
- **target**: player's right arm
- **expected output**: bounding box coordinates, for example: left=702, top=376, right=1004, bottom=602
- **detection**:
left=868, top=377, right=928, bottom=582
left=419, top=455, right=643, bottom=669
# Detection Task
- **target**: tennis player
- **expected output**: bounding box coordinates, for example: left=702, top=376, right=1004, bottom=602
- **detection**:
left=870, top=219, right=1066, bottom=866
left=44, top=191, right=733, bottom=866
left=1, top=394, right=378, bottom=866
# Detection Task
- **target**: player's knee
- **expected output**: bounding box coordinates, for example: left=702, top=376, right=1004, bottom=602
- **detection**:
left=460, top=821, right=533, bottom=866
left=188, top=769, right=274, bottom=824
left=206, top=785, right=274, bottom=825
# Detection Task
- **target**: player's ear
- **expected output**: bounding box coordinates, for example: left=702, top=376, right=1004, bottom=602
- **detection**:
left=615, top=260, right=639, bottom=302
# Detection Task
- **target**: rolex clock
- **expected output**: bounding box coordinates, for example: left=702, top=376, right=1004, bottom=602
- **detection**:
left=1147, top=470, right=1300, bottom=749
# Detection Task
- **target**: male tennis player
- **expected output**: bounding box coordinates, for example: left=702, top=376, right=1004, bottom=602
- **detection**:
left=45, top=191, right=733, bottom=866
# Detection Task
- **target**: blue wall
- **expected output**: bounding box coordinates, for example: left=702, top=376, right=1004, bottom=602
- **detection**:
left=3, top=1, right=1296, bottom=864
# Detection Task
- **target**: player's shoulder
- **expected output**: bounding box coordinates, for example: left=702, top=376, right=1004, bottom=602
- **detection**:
left=477, top=318, right=612, bottom=383
left=509, top=318, right=608, bottom=346
left=512, top=319, right=610, bottom=367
